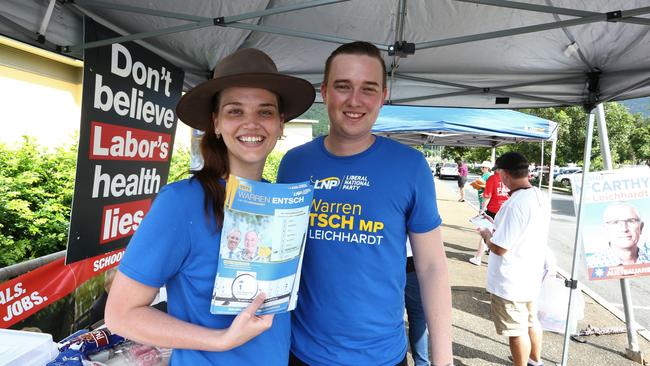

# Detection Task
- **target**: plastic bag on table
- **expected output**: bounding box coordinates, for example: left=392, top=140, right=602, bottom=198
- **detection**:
left=88, top=340, right=171, bottom=366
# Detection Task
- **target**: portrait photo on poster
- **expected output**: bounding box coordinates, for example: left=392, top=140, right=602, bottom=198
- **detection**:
left=572, top=167, right=650, bottom=280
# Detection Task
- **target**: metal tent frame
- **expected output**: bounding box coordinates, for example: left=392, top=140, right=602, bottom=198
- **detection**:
left=2, top=1, right=650, bottom=363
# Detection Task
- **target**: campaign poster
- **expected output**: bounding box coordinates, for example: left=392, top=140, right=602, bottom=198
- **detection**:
left=211, top=175, right=313, bottom=315
left=571, top=167, right=650, bottom=280
left=66, top=18, right=184, bottom=264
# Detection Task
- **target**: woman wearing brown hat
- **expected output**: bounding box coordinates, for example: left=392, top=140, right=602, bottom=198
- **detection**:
left=105, top=48, right=315, bottom=365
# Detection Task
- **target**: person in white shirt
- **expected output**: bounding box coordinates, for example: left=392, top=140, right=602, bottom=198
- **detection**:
left=479, top=152, right=551, bottom=366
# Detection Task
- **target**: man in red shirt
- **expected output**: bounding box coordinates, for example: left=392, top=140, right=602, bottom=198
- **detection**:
left=483, top=172, right=510, bottom=218
left=469, top=167, right=510, bottom=265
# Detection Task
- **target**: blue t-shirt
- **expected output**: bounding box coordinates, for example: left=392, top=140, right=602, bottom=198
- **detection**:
left=277, top=136, right=441, bottom=366
left=119, top=178, right=290, bottom=365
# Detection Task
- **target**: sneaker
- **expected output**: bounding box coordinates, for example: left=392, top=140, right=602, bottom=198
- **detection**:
left=468, top=257, right=482, bottom=266
left=527, top=362, right=544, bottom=366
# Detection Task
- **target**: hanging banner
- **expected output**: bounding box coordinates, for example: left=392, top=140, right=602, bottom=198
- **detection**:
left=66, top=18, right=184, bottom=264
left=0, top=249, right=124, bottom=328
left=571, top=167, right=650, bottom=280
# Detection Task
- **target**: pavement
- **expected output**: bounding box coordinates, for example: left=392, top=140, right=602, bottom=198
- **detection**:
left=405, top=178, right=650, bottom=366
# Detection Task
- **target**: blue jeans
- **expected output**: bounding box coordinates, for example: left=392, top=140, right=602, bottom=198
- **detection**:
left=405, top=270, right=430, bottom=366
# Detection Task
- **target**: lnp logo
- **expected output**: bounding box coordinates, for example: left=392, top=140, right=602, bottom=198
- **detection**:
left=313, top=176, right=340, bottom=190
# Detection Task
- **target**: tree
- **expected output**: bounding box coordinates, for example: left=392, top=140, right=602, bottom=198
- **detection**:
left=442, top=146, right=493, bottom=165
left=519, top=106, right=587, bottom=167
left=519, top=102, right=644, bottom=169
left=0, top=137, right=76, bottom=266
left=262, top=151, right=284, bottom=183
left=428, top=102, right=646, bottom=169
left=168, top=145, right=191, bottom=182
left=595, top=102, right=642, bottom=167
left=630, top=120, right=650, bottom=164
left=0, top=137, right=197, bottom=267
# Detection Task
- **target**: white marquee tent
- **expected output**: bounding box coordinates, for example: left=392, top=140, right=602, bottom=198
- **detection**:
left=2, top=1, right=650, bottom=363
left=1, top=0, right=649, bottom=111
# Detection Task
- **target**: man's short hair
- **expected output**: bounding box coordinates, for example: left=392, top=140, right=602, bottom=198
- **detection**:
left=494, top=152, right=529, bottom=179
left=323, top=41, right=387, bottom=88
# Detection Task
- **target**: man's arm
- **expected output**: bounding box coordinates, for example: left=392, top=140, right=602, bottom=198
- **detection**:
left=478, top=228, right=507, bottom=256
left=409, top=227, right=453, bottom=365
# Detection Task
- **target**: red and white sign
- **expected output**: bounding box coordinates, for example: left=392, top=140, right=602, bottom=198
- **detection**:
left=89, top=122, right=171, bottom=162
left=0, top=249, right=124, bottom=328
left=100, top=199, right=151, bottom=244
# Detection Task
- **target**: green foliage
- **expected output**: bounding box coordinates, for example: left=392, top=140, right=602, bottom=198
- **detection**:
left=630, top=121, right=650, bottom=163
left=436, top=101, right=649, bottom=169
left=442, top=146, right=492, bottom=165
left=263, top=151, right=285, bottom=183
left=0, top=137, right=77, bottom=267
left=517, top=102, right=649, bottom=168
left=168, top=145, right=191, bottom=182
left=0, top=138, right=196, bottom=267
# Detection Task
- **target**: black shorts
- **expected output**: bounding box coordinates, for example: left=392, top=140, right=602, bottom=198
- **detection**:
left=485, top=210, right=497, bottom=219
left=457, top=176, right=467, bottom=188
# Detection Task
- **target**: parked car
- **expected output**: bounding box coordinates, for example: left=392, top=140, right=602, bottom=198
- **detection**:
left=555, top=170, right=582, bottom=185
left=553, top=167, right=581, bottom=179
left=439, top=162, right=459, bottom=180
left=530, top=166, right=560, bottom=179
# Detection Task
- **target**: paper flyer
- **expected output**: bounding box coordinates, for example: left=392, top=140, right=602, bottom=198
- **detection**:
left=469, top=214, right=494, bottom=231
left=210, top=175, right=313, bottom=314
left=570, top=167, right=650, bottom=280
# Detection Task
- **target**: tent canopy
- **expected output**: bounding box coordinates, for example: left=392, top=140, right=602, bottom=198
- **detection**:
left=372, top=106, right=558, bottom=147
left=1, top=0, right=650, bottom=110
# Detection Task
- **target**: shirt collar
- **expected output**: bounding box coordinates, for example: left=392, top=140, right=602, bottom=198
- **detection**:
left=507, top=185, right=532, bottom=196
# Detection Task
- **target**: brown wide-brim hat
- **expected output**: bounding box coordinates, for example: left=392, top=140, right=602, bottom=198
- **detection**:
left=176, top=48, right=315, bottom=131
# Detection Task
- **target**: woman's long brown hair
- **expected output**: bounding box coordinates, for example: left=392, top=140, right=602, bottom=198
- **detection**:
left=192, top=93, right=229, bottom=231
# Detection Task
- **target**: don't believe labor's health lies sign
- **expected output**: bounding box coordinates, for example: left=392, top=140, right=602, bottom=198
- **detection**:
left=66, top=19, right=184, bottom=264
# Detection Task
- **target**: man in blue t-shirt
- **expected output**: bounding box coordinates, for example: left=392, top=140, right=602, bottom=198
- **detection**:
left=278, top=41, right=453, bottom=366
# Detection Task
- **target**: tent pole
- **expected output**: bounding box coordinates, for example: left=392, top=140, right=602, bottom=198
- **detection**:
left=491, top=146, right=496, bottom=163
left=387, top=0, right=407, bottom=103
left=560, top=109, right=595, bottom=366
left=68, top=0, right=352, bottom=52
left=538, top=140, right=544, bottom=189
left=595, top=103, right=643, bottom=360
left=453, top=0, right=650, bottom=26
left=37, top=0, right=57, bottom=38
left=548, top=137, right=557, bottom=207
left=596, top=104, right=614, bottom=168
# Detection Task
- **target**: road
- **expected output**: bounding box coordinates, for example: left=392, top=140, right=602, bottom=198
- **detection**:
left=437, top=173, right=650, bottom=331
